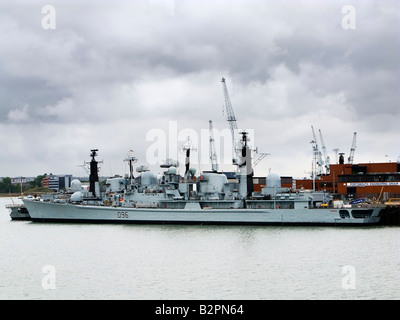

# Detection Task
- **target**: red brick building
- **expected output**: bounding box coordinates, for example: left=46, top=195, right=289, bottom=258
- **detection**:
left=294, top=162, right=400, bottom=201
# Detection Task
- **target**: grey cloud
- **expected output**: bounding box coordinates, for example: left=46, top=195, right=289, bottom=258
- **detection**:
left=0, top=0, right=398, bottom=177
left=0, top=72, right=70, bottom=123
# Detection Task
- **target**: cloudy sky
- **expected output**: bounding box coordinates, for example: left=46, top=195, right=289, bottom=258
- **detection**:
left=0, top=0, right=399, bottom=179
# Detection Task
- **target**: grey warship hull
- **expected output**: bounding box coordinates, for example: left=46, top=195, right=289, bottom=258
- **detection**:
left=23, top=199, right=382, bottom=226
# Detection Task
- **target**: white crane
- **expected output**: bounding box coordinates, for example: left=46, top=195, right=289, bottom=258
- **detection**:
left=221, top=77, right=240, bottom=165
left=318, top=129, right=330, bottom=174
left=310, top=125, right=323, bottom=177
left=221, top=78, right=254, bottom=198
left=209, top=120, right=219, bottom=172
left=348, top=132, right=357, bottom=164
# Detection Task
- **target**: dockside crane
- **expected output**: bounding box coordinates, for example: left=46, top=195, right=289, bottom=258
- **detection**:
left=348, top=132, right=357, bottom=164
left=209, top=120, right=219, bottom=172
left=221, top=77, right=240, bottom=165
left=318, top=129, right=330, bottom=174
left=221, top=77, right=254, bottom=198
left=310, top=125, right=323, bottom=176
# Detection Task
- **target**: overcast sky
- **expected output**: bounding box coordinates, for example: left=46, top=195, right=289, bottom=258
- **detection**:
left=0, top=0, right=399, bottom=179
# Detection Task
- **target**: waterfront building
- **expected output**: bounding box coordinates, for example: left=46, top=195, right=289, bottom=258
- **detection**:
left=41, top=174, right=73, bottom=192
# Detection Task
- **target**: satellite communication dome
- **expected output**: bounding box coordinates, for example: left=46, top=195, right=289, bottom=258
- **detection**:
left=70, top=191, right=83, bottom=202
left=266, top=173, right=281, bottom=188
left=168, top=167, right=177, bottom=175
left=141, top=171, right=156, bottom=186
left=202, top=173, right=228, bottom=193
left=70, top=179, right=82, bottom=192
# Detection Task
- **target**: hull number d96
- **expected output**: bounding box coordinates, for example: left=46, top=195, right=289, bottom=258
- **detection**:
left=117, top=211, right=129, bottom=218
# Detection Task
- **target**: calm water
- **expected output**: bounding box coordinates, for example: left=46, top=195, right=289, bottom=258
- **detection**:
left=0, top=197, right=399, bottom=300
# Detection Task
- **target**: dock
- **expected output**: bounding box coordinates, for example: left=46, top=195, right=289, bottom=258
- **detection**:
left=379, top=198, right=400, bottom=225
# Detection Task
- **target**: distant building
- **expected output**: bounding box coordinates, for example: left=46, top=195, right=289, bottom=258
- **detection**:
left=294, top=162, right=400, bottom=201
left=41, top=177, right=49, bottom=188
left=42, top=174, right=73, bottom=192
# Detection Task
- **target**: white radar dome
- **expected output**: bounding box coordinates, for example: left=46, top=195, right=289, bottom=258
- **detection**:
left=168, top=167, right=177, bottom=175
left=141, top=171, right=156, bottom=186
left=70, top=191, right=83, bottom=202
left=70, top=179, right=82, bottom=192
left=266, top=173, right=281, bottom=188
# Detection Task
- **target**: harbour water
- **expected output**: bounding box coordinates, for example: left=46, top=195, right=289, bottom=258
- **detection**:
left=0, top=197, right=399, bottom=300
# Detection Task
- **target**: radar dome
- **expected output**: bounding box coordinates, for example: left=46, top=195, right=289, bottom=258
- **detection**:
left=262, top=173, right=282, bottom=196
left=266, top=173, right=281, bottom=188
left=70, top=191, right=83, bottom=202
left=70, top=179, right=82, bottom=192
left=168, top=167, right=177, bottom=175
left=141, top=171, right=156, bottom=186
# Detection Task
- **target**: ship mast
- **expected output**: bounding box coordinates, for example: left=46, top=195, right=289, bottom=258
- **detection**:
left=124, top=149, right=138, bottom=186
left=180, top=136, right=196, bottom=180
left=238, top=131, right=254, bottom=198
left=86, top=149, right=101, bottom=198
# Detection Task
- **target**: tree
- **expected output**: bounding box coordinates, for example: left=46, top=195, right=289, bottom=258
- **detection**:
left=0, top=177, right=19, bottom=193
left=28, top=173, right=47, bottom=189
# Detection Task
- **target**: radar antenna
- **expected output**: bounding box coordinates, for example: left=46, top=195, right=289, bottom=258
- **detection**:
left=80, top=149, right=103, bottom=198
left=124, top=149, right=138, bottom=181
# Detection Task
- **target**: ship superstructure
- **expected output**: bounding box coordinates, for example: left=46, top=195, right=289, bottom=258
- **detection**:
left=22, top=143, right=383, bottom=225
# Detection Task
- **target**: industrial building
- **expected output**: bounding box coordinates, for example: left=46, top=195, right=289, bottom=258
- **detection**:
left=285, top=162, right=400, bottom=201
left=41, top=174, right=73, bottom=192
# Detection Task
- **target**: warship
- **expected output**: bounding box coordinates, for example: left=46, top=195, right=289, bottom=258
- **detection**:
left=22, top=79, right=383, bottom=225
left=23, top=142, right=382, bottom=226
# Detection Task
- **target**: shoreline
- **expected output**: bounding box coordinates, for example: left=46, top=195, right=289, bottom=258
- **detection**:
left=0, top=192, right=51, bottom=198
left=0, top=194, right=22, bottom=198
